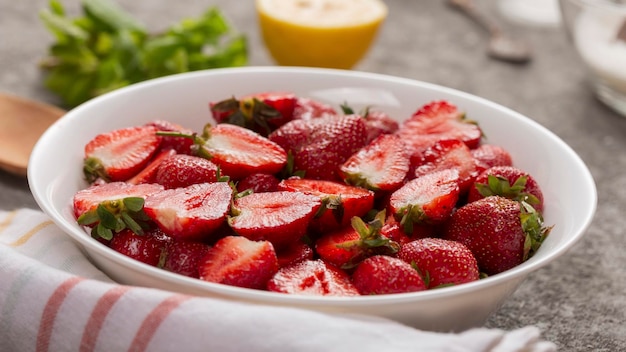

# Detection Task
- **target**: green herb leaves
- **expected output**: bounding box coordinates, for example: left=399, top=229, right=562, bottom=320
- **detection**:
left=39, top=0, right=247, bottom=107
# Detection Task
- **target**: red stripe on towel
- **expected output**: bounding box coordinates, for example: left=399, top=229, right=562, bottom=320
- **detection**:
left=80, top=286, right=131, bottom=352
left=128, top=294, right=192, bottom=352
left=36, top=277, right=84, bottom=352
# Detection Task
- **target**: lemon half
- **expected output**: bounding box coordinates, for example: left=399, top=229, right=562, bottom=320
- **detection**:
left=256, top=0, right=388, bottom=69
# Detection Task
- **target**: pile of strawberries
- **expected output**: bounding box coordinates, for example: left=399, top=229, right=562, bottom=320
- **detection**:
left=72, top=92, right=551, bottom=296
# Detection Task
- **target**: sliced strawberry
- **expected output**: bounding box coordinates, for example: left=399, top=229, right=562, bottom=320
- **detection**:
left=315, top=213, right=399, bottom=269
left=83, top=125, right=162, bottom=183
left=209, top=92, right=297, bottom=135
left=396, top=100, right=482, bottom=155
left=73, top=181, right=164, bottom=219
left=143, top=182, right=233, bottom=241
left=352, top=255, right=427, bottom=295
left=467, top=166, right=545, bottom=212
left=198, top=236, right=279, bottom=289
left=163, top=240, right=211, bottom=278
left=188, top=123, right=287, bottom=180
left=127, top=149, right=176, bottom=185
left=267, top=259, right=359, bottom=296
left=388, top=169, right=460, bottom=233
left=276, top=240, right=314, bottom=268
left=229, top=191, right=321, bottom=249
left=269, top=114, right=368, bottom=181
left=146, top=120, right=194, bottom=154
left=340, top=134, right=410, bottom=192
left=292, top=97, right=337, bottom=120
left=471, top=144, right=513, bottom=173
left=277, top=178, right=374, bottom=233
left=398, top=238, right=480, bottom=288
left=109, top=228, right=170, bottom=267
left=154, top=154, right=220, bottom=189
left=236, top=173, right=280, bottom=193
left=413, top=138, right=480, bottom=194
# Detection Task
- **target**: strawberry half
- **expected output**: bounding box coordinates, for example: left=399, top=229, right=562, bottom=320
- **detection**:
left=269, top=114, right=368, bottom=181
left=73, top=181, right=164, bottom=219
left=398, top=238, right=480, bottom=288
left=352, top=255, right=427, bottom=295
left=83, top=125, right=162, bottom=183
left=276, top=178, right=375, bottom=233
left=177, top=123, right=287, bottom=181
left=267, top=259, right=359, bottom=296
left=396, top=100, right=482, bottom=155
left=388, top=169, right=460, bottom=233
left=228, top=191, right=321, bottom=249
left=143, top=182, right=233, bottom=241
left=198, top=236, right=279, bottom=290
left=413, top=138, right=480, bottom=194
left=340, top=134, right=410, bottom=192
left=442, top=196, right=551, bottom=275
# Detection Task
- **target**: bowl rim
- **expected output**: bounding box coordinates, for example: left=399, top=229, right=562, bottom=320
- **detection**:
left=28, top=66, right=598, bottom=305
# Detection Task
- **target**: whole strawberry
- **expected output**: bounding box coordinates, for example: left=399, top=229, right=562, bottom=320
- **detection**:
left=467, top=166, right=545, bottom=213
left=162, top=240, right=211, bottom=278
left=269, top=114, right=368, bottom=181
left=155, top=154, right=220, bottom=189
left=442, top=196, right=551, bottom=275
left=109, top=228, right=171, bottom=267
left=398, top=238, right=479, bottom=288
left=351, top=255, right=427, bottom=295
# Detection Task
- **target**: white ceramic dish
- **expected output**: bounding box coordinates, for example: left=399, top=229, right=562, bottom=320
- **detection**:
left=28, top=67, right=597, bottom=332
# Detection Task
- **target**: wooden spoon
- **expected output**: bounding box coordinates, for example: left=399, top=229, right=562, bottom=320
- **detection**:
left=0, top=93, right=65, bottom=176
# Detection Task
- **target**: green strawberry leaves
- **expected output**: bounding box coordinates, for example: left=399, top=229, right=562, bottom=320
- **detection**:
left=520, top=201, right=552, bottom=261
left=77, top=196, right=152, bottom=240
left=475, top=174, right=541, bottom=207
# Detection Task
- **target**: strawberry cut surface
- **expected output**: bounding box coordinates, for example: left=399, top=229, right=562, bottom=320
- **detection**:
left=199, top=123, right=287, bottom=180
left=277, top=178, right=374, bottom=233
left=199, top=236, right=279, bottom=289
left=143, top=182, right=233, bottom=241
left=229, top=191, right=321, bottom=249
left=72, top=181, right=164, bottom=219
left=83, top=125, right=162, bottom=182
left=267, top=259, right=359, bottom=296
left=340, top=133, right=410, bottom=192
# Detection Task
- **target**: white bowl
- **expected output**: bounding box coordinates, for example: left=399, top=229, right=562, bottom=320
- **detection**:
left=28, top=67, right=597, bottom=332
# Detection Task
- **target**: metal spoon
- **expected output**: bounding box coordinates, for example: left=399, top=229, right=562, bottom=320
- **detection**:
left=447, top=0, right=532, bottom=64
left=0, top=93, right=65, bottom=176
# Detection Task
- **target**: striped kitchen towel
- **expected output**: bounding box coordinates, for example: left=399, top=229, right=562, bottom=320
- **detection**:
left=0, top=208, right=557, bottom=352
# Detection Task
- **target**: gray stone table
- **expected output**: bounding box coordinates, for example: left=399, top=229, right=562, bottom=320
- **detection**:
left=2, top=1, right=625, bottom=350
